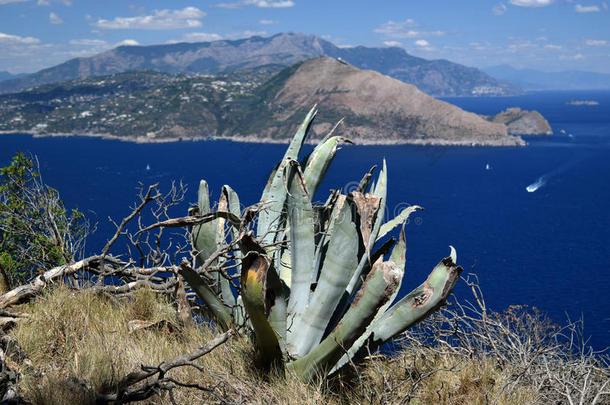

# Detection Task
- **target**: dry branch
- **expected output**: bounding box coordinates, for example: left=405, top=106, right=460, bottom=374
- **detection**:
left=98, top=329, right=234, bottom=403
left=0, top=256, right=101, bottom=309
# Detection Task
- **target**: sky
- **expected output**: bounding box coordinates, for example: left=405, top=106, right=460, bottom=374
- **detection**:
left=0, top=0, right=609, bottom=74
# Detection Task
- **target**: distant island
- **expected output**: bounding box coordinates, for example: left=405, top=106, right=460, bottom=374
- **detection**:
left=566, top=100, right=599, bottom=106
left=0, top=57, right=532, bottom=147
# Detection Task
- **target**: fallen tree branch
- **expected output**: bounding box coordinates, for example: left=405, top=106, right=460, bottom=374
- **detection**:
left=0, top=256, right=102, bottom=309
left=97, top=328, right=234, bottom=404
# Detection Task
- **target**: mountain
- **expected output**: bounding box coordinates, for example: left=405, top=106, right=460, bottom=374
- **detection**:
left=484, top=64, right=610, bottom=90
left=0, top=33, right=517, bottom=97
left=0, top=71, right=26, bottom=83
left=0, top=57, right=523, bottom=146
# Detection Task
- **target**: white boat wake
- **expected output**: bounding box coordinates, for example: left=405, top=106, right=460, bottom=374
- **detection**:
left=526, top=176, right=546, bottom=192
left=525, top=153, right=588, bottom=193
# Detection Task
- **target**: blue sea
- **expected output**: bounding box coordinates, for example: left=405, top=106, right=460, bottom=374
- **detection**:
left=1, top=90, right=609, bottom=349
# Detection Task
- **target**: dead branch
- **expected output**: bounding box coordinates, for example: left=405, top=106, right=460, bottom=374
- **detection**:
left=0, top=256, right=102, bottom=309
left=141, top=212, right=241, bottom=234
left=97, top=328, right=234, bottom=404
left=101, top=184, right=160, bottom=258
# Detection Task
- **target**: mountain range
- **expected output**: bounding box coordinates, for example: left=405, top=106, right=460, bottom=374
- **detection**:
left=483, top=65, right=610, bottom=91
left=0, top=33, right=517, bottom=97
left=0, top=71, right=25, bottom=82
left=0, top=57, right=526, bottom=146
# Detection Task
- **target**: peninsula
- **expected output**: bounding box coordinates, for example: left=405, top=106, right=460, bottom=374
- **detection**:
left=0, top=58, right=535, bottom=146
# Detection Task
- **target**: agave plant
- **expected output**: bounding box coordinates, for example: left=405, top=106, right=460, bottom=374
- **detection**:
left=182, top=107, right=462, bottom=380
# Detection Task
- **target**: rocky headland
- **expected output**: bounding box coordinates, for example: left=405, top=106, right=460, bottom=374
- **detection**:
left=484, top=107, right=552, bottom=136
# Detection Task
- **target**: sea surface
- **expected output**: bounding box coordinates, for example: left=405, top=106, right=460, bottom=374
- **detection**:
left=1, top=90, right=609, bottom=349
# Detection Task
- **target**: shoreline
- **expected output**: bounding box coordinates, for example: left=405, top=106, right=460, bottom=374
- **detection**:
left=0, top=130, right=527, bottom=147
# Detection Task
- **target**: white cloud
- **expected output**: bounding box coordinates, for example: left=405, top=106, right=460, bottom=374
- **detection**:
left=171, top=30, right=266, bottom=44
left=374, top=19, right=443, bottom=39
left=544, top=44, right=563, bottom=50
left=470, top=41, right=491, bottom=50
left=415, top=39, right=430, bottom=47
left=49, top=11, right=63, bottom=24
left=492, top=3, right=508, bottom=15
left=181, top=32, right=223, bottom=42
left=586, top=39, right=609, bottom=45
left=0, top=0, right=29, bottom=4
left=0, top=32, right=40, bottom=44
left=92, top=7, right=206, bottom=30
left=560, top=53, right=585, bottom=60
left=69, top=39, right=107, bottom=46
left=383, top=41, right=402, bottom=47
left=259, top=19, right=278, bottom=24
left=509, top=0, right=554, bottom=7
left=374, top=19, right=417, bottom=37
left=115, top=39, right=139, bottom=47
left=575, top=4, right=600, bottom=12
left=215, top=0, right=294, bottom=8
left=224, top=30, right=266, bottom=39
left=603, top=1, right=608, bottom=10
left=37, top=0, right=71, bottom=5
left=536, top=36, right=548, bottom=41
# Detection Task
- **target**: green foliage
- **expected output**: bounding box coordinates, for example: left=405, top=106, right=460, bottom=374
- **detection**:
left=0, top=152, right=88, bottom=289
left=186, top=109, right=463, bottom=380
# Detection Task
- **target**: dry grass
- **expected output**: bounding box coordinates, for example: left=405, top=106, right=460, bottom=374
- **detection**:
left=9, top=286, right=333, bottom=404
left=7, top=285, right=608, bottom=404
left=341, top=346, right=536, bottom=404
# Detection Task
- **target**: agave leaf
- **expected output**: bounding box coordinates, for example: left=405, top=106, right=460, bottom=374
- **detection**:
left=222, top=185, right=242, bottom=238
left=311, top=191, right=342, bottom=284
left=345, top=159, right=388, bottom=297
left=351, top=191, right=381, bottom=258
left=283, top=106, right=317, bottom=161
left=257, top=161, right=289, bottom=250
left=214, top=187, right=236, bottom=307
left=222, top=185, right=243, bottom=299
left=286, top=165, right=316, bottom=341
left=357, top=165, right=377, bottom=193
left=302, top=136, right=346, bottom=199
left=265, top=258, right=288, bottom=356
left=240, top=251, right=284, bottom=368
left=330, top=226, right=407, bottom=373
left=299, top=118, right=343, bottom=172
left=322, top=236, right=397, bottom=339
left=287, top=258, right=402, bottom=381
left=344, top=248, right=462, bottom=367
left=288, top=195, right=360, bottom=358
left=262, top=161, right=280, bottom=199
left=192, top=180, right=216, bottom=266
left=179, top=262, right=232, bottom=332
left=376, top=205, right=423, bottom=242
left=257, top=107, right=317, bottom=250
left=240, top=232, right=288, bottom=354
left=278, top=248, right=292, bottom=287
